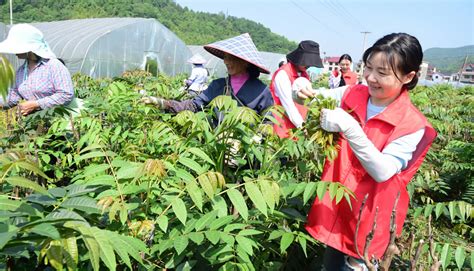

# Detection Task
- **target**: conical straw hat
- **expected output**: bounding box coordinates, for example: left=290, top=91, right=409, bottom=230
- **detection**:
left=204, top=33, right=270, bottom=74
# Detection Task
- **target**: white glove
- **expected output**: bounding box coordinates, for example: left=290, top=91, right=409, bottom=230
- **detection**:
left=320, top=108, right=359, bottom=133
left=140, top=96, right=165, bottom=108
left=321, top=108, right=401, bottom=182
left=251, top=134, right=262, bottom=144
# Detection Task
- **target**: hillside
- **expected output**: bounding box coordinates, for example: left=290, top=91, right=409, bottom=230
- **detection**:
left=0, top=0, right=297, bottom=54
left=424, top=45, right=474, bottom=74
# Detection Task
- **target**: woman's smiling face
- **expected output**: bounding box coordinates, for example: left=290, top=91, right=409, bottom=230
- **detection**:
left=363, top=52, right=415, bottom=106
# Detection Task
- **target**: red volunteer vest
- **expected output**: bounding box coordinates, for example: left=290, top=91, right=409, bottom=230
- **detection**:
left=270, top=63, right=309, bottom=138
left=332, top=69, right=358, bottom=86
left=305, top=85, right=437, bottom=259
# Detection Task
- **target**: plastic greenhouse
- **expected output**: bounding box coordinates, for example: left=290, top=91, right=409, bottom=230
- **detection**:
left=260, top=51, right=288, bottom=75
left=188, top=45, right=285, bottom=79
left=188, top=45, right=227, bottom=78
left=0, top=23, right=6, bottom=42
left=0, top=18, right=192, bottom=78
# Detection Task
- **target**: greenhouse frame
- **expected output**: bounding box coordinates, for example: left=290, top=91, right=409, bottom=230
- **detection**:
left=0, top=18, right=192, bottom=78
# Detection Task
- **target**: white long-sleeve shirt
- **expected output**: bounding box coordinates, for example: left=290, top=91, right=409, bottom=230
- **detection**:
left=187, top=65, right=208, bottom=92
left=273, top=71, right=305, bottom=128
left=312, top=86, right=424, bottom=180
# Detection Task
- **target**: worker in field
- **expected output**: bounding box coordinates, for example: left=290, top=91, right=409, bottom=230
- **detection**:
left=329, top=54, right=358, bottom=89
left=269, top=40, right=324, bottom=138
left=0, top=24, right=75, bottom=116
left=184, top=53, right=208, bottom=96
left=141, top=33, right=273, bottom=117
left=293, top=33, right=436, bottom=270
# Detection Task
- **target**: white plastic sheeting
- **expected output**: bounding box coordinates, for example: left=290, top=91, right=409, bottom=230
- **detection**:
left=1, top=18, right=192, bottom=78
left=260, top=51, right=288, bottom=76
left=188, top=45, right=227, bottom=78
left=188, top=45, right=285, bottom=79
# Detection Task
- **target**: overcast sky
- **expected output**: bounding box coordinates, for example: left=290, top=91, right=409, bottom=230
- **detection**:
left=176, top=0, right=474, bottom=61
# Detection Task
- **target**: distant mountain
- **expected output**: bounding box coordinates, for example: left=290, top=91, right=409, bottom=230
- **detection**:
left=423, top=45, right=474, bottom=74
left=0, top=0, right=297, bottom=54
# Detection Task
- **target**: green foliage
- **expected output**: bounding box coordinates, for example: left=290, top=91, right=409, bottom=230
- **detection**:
left=0, top=73, right=346, bottom=269
left=0, top=0, right=298, bottom=53
left=398, top=84, right=474, bottom=269
left=0, top=55, right=15, bottom=100
left=1, top=74, right=472, bottom=270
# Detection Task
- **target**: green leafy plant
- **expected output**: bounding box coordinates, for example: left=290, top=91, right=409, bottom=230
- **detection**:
left=0, top=55, right=15, bottom=100
left=1, top=74, right=471, bottom=270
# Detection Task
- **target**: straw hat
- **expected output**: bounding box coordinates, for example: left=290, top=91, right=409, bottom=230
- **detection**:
left=0, top=24, right=56, bottom=59
left=188, top=54, right=207, bottom=65
left=204, top=33, right=270, bottom=74
left=287, top=40, right=323, bottom=68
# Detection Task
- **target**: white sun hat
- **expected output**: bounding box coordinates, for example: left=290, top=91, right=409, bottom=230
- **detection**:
left=187, top=54, right=207, bottom=65
left=0, top=24, right=56, bottom=59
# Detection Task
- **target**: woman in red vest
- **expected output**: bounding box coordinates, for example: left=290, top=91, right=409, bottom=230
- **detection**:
left=329, top=54, right=359, bottom=89
left=269, top=40, right=323, bottom=138
left=294, top=33, right=436, bottom=270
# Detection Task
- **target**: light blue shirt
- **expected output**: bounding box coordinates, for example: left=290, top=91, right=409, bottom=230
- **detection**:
left=367, top=98, right=425, bottom=170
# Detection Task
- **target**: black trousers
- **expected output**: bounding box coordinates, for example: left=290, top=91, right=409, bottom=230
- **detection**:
left=323, top=246, right=354, bottom=271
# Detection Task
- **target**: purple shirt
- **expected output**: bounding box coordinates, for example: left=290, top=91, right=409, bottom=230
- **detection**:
left=231, top=73, right=249, bottom=95
left=5, top=58, right=74, bottom=109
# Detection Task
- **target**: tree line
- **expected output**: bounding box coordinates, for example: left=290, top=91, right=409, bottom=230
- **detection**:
left=0, top=0, right=298, bottom=54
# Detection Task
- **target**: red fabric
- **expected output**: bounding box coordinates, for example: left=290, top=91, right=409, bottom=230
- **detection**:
left=333, top=69, right=358, bottom=86
left=269, top=63, right=309, bottom=138
left=305, top=85, right=436, bottom=259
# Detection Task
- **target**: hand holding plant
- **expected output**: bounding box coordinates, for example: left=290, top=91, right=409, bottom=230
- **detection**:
left=292, top=77, right=316, bottom=104
left=140, top=95, right=166, bottom=109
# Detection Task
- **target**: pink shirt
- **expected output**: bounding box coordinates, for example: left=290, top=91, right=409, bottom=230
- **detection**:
left=230, top=73, right=249, bottom=95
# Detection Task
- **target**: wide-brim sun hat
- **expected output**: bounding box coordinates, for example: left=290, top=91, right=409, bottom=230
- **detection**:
left=188, top=53, right=207, bottom=65
left=0, top=23, right=56, bottom=59
left=204, top=33, right=270, bottom=74
left=287, top=40, right=323, bottom=68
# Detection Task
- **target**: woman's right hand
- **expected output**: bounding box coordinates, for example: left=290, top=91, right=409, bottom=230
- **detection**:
left=140, top=96, right=165, bottom=109
left=297, top=87, right=316, bottom=100
left=291, top=77, right=316, bottom=103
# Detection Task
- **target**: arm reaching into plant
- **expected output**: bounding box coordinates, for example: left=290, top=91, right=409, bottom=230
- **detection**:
left=292, top=77, right=347, bottom=105
left=141, top=95, right=198, bottom=113
left=273, top=71, right=305, bottom=128
left=139, top=79, right=227, bottom=113
left=320, top=107, right=424, bottom=182
left=293, top=77, right=425, bottom=182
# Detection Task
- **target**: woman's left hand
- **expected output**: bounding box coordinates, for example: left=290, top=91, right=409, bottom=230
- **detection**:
left=19, top=100, right=39, bottom=116
left=320, top=108, right=359, bottom=133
